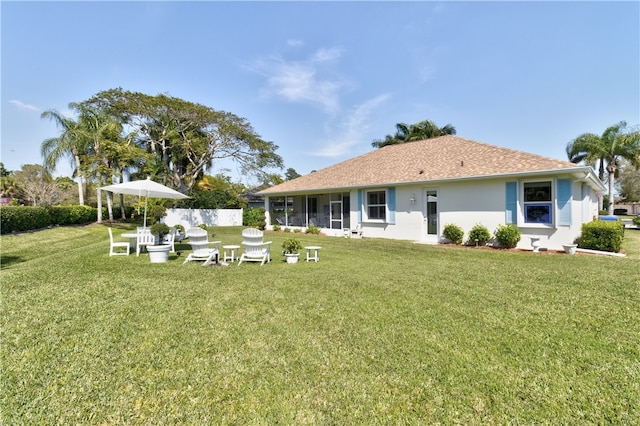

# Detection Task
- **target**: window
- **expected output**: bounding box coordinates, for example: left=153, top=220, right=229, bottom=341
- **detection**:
left=366, top=190, right=386, bottom=221
left=523, top=181, right=552, bottom=224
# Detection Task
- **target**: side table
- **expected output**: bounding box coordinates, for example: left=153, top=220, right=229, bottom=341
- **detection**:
left=304, top=246, right=321, bottom=262
left=223, top=245, right=241, bottom=262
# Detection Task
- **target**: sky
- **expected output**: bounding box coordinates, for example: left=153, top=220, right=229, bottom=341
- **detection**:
left=2, top=1, right=639, bottom=186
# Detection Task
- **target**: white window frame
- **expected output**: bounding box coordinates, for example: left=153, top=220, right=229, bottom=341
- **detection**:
left=520, top=179, right=554, bottom=228
left=364, top=189, right=387, bottom=223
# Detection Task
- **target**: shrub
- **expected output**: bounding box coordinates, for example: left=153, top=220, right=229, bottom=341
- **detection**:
left=467, top=224, right=491, bottom=246
left=442, top=223, right=464, bottom=245
left=1, top=206, right=51, bottom=234
left=494, top=224, right=521, bottom=248
left=580, top=220, right=624, bottom=253
left=50, top=205, right=96, bottom=225
left=150, top=223, right=171, bottom=244
left=633, top=217, right=640, bottom=227
left=243, top=207, right=266, bottom=229
left=272, top=224, right=281, bottom=232
left=306, top=225, right=320, bottom=235
left=149, top=205, right=167, bottom=224
left=281, top=238, right=302, bottom=254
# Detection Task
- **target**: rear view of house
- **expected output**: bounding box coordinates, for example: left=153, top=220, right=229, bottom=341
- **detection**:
left=258, top=136, right=605, bottom=251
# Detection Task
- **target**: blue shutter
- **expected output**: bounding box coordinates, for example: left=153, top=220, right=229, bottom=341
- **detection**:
left=505, top=182, right=517, bottom=224
left=357, top=189, right=363, bottom=223
left=387, top=187, right=396, bottom=224
left=557, top=178, right=572, bottom=226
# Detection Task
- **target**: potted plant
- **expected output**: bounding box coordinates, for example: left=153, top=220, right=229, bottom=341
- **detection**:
left=282, top=238, right=302, bottom=264
left=148, top=223, right=172, bottom=263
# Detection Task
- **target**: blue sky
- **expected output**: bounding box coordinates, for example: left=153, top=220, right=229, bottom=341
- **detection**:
left=2, top=1, right=638, bottom=185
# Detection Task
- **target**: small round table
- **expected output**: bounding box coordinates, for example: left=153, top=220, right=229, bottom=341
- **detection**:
left=223, top=245, right=241, bottom=262
left=304, top=246, right=321, bottom=262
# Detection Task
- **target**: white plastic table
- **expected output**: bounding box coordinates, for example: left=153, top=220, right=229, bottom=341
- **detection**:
left=304, top=246, right=321, bottom=262
left=121, top=233, right=138, bottom=250
left=223, top=245, right=241, bottom=262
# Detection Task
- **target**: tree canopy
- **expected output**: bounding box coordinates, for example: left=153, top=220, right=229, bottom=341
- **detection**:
left=78, top=88, right=283, bottom=192
left=372, top=119, right=456, bottom=148
left=566, top=121, right=640, bottom=214
left=40, top=88, right=284, bottom=208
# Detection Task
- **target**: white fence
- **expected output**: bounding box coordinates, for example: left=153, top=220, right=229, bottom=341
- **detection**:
left=164, top=209, right=243, bottom=227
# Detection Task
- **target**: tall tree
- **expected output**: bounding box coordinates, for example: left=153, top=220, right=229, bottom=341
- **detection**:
left=284, top=168, right=301, bottom=181
left=566, top=121, right=640, bottom=214
left=41, top=109, right=88, bottom=204
left=14, top=164, right=63, bottom=206
left=618, top=159, right=640, bottom=202
left=372, top=119, right=456, bottom=148
left=80, top=88, right=284, bottom=192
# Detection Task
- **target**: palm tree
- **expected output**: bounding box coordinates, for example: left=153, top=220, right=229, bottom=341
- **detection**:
left=566, top=121, right=640, bottom=214
left=41, top=109, right=88, bottom=205
left=372, top=119, right=456, bottom=148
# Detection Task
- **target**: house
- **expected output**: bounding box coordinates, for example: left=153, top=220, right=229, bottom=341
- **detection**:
left=257, top=136, right=605, bottom=251
left=239, top=185, right=267, bottom=210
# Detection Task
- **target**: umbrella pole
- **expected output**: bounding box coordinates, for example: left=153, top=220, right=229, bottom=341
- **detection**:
left=143, top=196, right=148, bottom=228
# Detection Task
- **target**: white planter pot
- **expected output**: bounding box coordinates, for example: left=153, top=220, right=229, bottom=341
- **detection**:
left=285, top=253, right=299, bottom=264
left=147, top=244, right=171, bottom=263
left=530, top=237, right=541, bottom=253
left=563, top=244, right=577, bottom=255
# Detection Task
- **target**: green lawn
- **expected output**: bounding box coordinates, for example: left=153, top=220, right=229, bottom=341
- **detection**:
left=2, top=224, right=639, bottom=424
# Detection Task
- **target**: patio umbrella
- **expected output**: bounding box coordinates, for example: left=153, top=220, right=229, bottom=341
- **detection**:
left=100, top=177, right=189, bottom=227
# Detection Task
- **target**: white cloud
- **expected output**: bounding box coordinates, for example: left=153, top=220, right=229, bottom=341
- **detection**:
left=9, top=100, right=40, bottom=112
left=287, top=39, right=304, bottom=47
left=250, top=51, right=344, bottom=113
left=312, top=94, right=391, bottom=157
left=312, top=47, right=343, bottom=63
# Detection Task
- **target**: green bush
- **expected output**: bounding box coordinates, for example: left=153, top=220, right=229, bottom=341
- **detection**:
left=306, top=225, right=320, bottom=235
left=0, top=206, right=52, bottom=234
left=50, top=205, right=96, bottom=225
left=272, top=224, right=281, bottom=232
left=580, top=220, right=624, bottom=253
left=494, top=224, right=521, bottom=248
left=243, top=208, right=266, bottom=229
left=150, top=223, right=171, bottom=243
left=281, top=237, right=302, bottom=254
left=467, top=223, right=491, bottom=246
left=443, top=223, right=464, bottom=245
left=633, top=217, right=640, bottom=227
left=1, top=205, right=101, bottom=234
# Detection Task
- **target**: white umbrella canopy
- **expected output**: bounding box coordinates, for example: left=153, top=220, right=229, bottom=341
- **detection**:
left=100, top=177, right=189, bottom=227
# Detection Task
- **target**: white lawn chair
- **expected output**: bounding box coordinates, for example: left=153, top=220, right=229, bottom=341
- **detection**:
left=136, top=227, right=155, bottom=256
left=183, top=228, right=220, bottom=265
left=237, top=228, right=272, bottom=266
left=165, top=227, right=177, bottom=253
left=108, top=227, right=130, bottom=256
left=350, top=224, right=363, bottom=238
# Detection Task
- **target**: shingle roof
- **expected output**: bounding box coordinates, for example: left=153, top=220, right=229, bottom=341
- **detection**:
left=259, top=136, right=587, bottom=195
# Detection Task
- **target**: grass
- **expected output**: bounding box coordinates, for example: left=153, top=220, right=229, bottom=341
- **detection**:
left=2, top=224, right=639, bottom=424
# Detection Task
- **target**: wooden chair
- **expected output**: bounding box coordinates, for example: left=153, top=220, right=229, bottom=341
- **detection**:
left=108, top=227, right=130, bottom=256
left=183, top=228, right=220, bottom=265
left=136, top=227, right=155, bottom=256
left=165, top=227, right=177, bottom=253
left=238, top=228, right=272, bottom=266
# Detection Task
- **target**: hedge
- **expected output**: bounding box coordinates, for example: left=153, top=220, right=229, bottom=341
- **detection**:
left=579, top=220, right=625, bottom=253
left=0, top=205, right=99, bottom=234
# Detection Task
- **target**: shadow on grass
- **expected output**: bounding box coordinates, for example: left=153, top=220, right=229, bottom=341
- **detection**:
left=0, top=254, right=25, bottom=269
